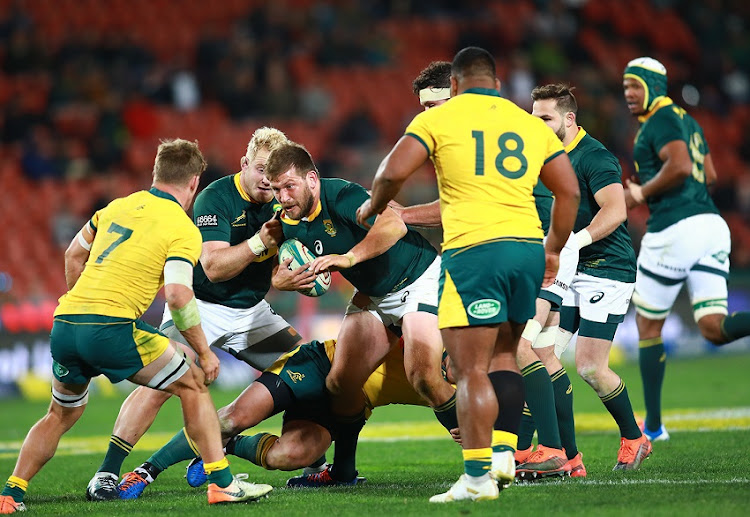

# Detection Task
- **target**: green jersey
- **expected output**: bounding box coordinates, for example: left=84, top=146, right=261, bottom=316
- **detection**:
left=632, top=98, right=718, bottom=233
left=281, top=178, right=437, bottom=297
left=533, top=181, right=553, bottom=235
left=568, top=129, right=636, bottom=283
left=193, top=174, right=277, bottom=309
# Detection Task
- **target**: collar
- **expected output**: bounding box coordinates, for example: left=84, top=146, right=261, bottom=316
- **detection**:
left=638, top=97, right=673, bottom=123
left=149, top=187, right=180, bottom=206
left=564, top=127, right=587, bottom=153
left=281, top=200, right=322, bottom=226
left=234, top=173, right=260, bottom=204
left=463, top=87, right=501, bottom=97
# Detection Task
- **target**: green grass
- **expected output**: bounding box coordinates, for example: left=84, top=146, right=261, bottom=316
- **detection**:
left=2, top=353, right=750, bottom=516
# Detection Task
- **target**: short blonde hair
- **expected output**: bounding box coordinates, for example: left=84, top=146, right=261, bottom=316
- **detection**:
left=153, top=139, right=206, bottom=185
left=246, top=127, right=289, bottom=160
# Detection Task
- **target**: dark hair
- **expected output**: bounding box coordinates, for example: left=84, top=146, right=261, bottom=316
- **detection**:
left=530, top=83, right=578, bottom=115
left=451, top=47, right=496, bottom=81
left=264, top=142, right=318, bottom=181
left=412, top=61, right=451, bottom=95
left=153, top=139, right=206, bottom=185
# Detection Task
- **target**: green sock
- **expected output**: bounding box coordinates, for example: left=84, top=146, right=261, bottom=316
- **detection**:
left=721, top=312, right=750, bottom=342
left=97, top=435, right=133, bottom=476
left=331, top=411, right=366, bottom=482
left=148, top=428, right=200, bottom=472
left=204, top=458, right=233, bottom=488
left=639, top=337, right=666, bottom=431
left=2, top=476, right=28, bottom=504
left=463, top=448, right=492, bottom=478
left=600, top=380, right=642, bottom=440
left=551, top=368, right=578, bottom=459
left=230, top=433, right=278, bottom=468
left=433, top=392, right=458, bottom=432
left=517, top=407, right=535, bottom=451
left=521, top=362, right=561, bottom=449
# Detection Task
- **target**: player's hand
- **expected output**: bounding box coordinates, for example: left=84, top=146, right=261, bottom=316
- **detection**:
left=259, top=213, right=283, bottom=249
left=272, top=259, right=317, bottom=291
left=542, top=250, right=560, bottom=288
left=449, top=427, right=462, bottom=445
left=356, top=200, right=377, bottom=229
left=625, top=178, right=644, bottom=208
left=310, top=253, right=354, bottom=274
left=198, top=349, right=220, bottom=386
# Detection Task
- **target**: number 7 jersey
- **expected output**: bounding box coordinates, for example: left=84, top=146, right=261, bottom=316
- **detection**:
left=55, top=188, right=202, bottom=320
left=405, top=87, right=564, bottom=250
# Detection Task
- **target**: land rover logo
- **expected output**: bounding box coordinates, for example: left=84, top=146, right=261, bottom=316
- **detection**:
left=53, top=360, right=69, bottom=378
left=468, top=299, right=501, bottom=319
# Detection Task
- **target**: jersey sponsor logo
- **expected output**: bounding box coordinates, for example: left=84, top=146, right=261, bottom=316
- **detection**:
left=656, top=262, right=685, bottom=273
left=196, top=214, right=218, bottom=227
left=231, top=210, right=247, bottom=227
left=286, top=370, right=305, bottom=383
left=323, top=219, right=337, bottom=237
left=53, top=360, right=69, bottom=378
left=467, top=299, right=501, bottom=319
left=589, top=292, right=605, bottom=303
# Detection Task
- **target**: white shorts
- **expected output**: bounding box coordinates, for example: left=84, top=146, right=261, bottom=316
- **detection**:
left=345, top=256, right=440, bottom=328
left=633, top=213, right=730, bottom=321
left=539, top=232, right=578, bottom=308
left=563, top=273, right=635, bottom=341
left=161, top=299, right=299, bottom=370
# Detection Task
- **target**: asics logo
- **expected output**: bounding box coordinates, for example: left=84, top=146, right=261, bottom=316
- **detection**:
left=589, top=292, right=604, bottom=303
left=566, top=384, right=572, bottom=395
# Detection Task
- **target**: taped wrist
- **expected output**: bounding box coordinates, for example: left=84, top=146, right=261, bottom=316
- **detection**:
left=171, top=296, right=201, bottom=331
left=574, top=229, right=593, bottom=250
left=247, top=233, right=267, bottom=256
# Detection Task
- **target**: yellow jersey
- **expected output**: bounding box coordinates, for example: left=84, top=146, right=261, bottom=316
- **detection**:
left=405, top=88, right=564, bottom=250
left=55, top=188, right=202, bottom=320
left=363, top=343, right=428, bottom=414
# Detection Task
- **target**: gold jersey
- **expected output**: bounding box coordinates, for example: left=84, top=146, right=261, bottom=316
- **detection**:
left=55, top=188, right=202, bottom=319
left=405, top=88, right=564, bottom=250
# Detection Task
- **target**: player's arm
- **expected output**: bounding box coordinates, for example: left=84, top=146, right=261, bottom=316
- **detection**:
left=627, top=140, right=692, bottom=204
left=64, top=222, right=95, bottom=289
left=576, top=183, right=627, bottom=248
left=310, top=207, right=408, bottom=274
left=271, top=260, right=317, bottom=292
left=163, top=260, right=219, bottom=385
left=399, top=199, right=442, bottom=227
left=539, top=153, right=580, bottom=287
left=200, top=212, right=282, bottom=283
left=357, top=135, right=428, bottom=226
left=704, top=152, right=717, bottom=188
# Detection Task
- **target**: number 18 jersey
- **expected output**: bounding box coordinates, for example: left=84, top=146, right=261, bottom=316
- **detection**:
left=405, top=88, right=564, bottom=250
left=55, top=188, right=202, bottom=320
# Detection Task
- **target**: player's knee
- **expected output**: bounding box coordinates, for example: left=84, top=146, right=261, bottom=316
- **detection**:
left=697, top=318, right=727, bottom=345
left=217, top=407, right=240, bottom=438
left=576, top=362, right=600, bottom=386
left=271, top=444, right=316, bottom=471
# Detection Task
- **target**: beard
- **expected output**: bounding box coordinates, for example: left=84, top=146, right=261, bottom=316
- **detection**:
left=287, top=186, right=315, bottom=220
left=555, top=121, right=566, bottom=142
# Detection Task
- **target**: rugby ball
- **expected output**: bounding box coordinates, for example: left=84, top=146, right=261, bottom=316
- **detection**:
left=278, top=238, right=332, bottom=297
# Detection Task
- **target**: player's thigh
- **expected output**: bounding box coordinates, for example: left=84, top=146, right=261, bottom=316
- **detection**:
left=441, top=325, right=497, bottom=377
left=218, top=380, right=276, bottom=432
left=370, top=256, right=440, bottom=329
left=575, top=335, right=614, bottom=372
left=439, top=240, right=544, bottom=330
left=224, top=300, right=302, bottom=370
left=328, top=311, right=391, bottom=387
left=685, top=217, right=731, bottom=322
left=401, top=311, right=443, bottom=372
left=49, top=377, right=90, bottom=423
left=266, top=343, right=330, bottom=403
left=574, top=274, right=633, bottom=341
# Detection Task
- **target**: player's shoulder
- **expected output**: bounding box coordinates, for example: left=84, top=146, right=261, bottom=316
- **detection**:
left=579, top=133, right=620, bottom=169
left=197, top=174, right=235, bottom=200
left=321, top=177, right=360, bottom=197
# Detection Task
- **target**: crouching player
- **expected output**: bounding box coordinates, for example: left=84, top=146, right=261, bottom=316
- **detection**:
left=117, top=330, right=446, bottom=498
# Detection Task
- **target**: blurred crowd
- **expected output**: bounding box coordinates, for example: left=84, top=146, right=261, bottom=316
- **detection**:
left=0, top=0, right=749, bottom=303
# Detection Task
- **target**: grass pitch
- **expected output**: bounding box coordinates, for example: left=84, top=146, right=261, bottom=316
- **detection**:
left=1, top=353, right=749, bottom=516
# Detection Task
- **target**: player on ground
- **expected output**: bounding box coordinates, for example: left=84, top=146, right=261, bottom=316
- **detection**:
left=622, top=57, right=750, bottom=441
left=403, top=61, right=581, bottom=480
left=0, top=140, right=272, bottom=514
left=357, top=47, right=580, bottom=503
left=265, top=142, right=458, bottom=486
left=533, top=83, right=651, bottom=470
left=116, top=325, right=441, bottom=498
left=87, top=127, right=309, bottom=499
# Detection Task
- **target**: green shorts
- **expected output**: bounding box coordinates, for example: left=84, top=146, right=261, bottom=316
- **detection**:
left=51, top=315, right=170, bottom=385
left=265, top=340, right=332, bottom=402
left=438, top=238, right=544, bottom=329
